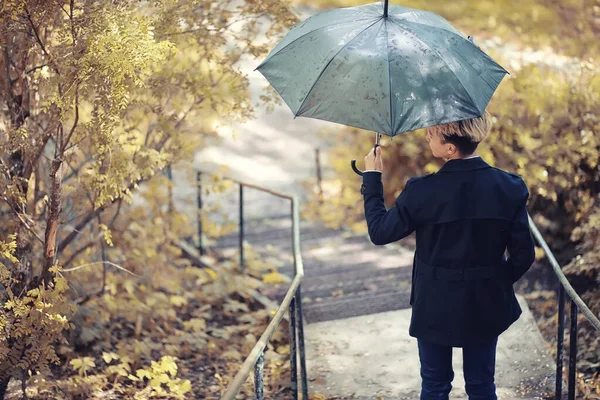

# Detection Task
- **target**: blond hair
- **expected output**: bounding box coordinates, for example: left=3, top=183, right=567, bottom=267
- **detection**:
left=429, top=111, right=492, bottom=143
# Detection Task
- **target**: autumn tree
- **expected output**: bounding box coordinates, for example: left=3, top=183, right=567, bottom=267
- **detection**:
left=0, top=0, right=296, bottom=397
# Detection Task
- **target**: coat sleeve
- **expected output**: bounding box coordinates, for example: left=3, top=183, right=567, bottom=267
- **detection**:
left=361, top=172, right=416, bottom=245
left=506, top=183, right=536, bottom=283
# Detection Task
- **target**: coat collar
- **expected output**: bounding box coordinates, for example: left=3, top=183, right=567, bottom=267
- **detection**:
left=437, top=157, right=492, bottom=173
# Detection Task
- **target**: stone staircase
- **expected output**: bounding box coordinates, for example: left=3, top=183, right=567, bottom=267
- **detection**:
left=211, top=215, right=416, bottom=323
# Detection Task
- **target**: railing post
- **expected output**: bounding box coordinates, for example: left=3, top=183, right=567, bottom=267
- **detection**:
left=315, top=148, right=324, bottom=204
left=98, top=214, right=107, bottom=295
left=568, top=300, right=578, bottom=400
left=289, top=295, right=298, bottom=400
left=290, top=198, right=308, bottom=399
left=556, top=284, right=566, bottom=399
left=254, top=352, right=265, bottom=400
left=196, top=172, right=205, bottom=256
left=166, top=164, right=174, bottom=213
left=291, top=200, right=298, bottom=276
left=239, top=184, right=245, bottom=271
left=101, top=241, right=107, bottom=295
left=296, top=285, right=309, bottom=400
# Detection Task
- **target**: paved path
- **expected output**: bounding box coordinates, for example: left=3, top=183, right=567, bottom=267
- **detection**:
left=305, top=296, right=555, bottom=400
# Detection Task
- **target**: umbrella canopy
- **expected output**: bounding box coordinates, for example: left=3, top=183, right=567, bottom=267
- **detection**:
left=256, top=1, right=508, bottom=137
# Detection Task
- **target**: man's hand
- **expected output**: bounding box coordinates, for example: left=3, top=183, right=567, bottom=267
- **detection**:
left=364, top=146, right=383, bottom=172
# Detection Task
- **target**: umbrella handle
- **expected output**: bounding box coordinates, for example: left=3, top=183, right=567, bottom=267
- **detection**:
left=351, top=143, right=380, bottom=176
left=351, top=159, right=363, bottom=176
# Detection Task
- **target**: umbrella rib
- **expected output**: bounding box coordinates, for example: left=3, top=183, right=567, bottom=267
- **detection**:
left=451, top=50, right=497, bottom=93
left=294, top=19, right=382, bottom=117
left=402, top=20, right=508, bottom=104
left=401, top=18, right=509, bottom=76
left=420, top=26, right=506, bottom=93
left=396, top=12, right=464, bottom=37
left=309, top=60, right=360, bottom=119
left=293, top=111, right=392, bottom=134
left=257, top=16, right=378, bottom=69
left=343, top=3, right=418, bottom=17
left=384, top=19, right=394, bottom=136
left=388, top=18, right=479, bottom=116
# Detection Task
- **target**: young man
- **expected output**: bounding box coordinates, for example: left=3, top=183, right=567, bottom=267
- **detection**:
left=361, top=112, right=535, bottom=400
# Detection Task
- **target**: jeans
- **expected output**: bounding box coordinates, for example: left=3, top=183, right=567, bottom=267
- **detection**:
left=417, top=337, right=498, bottom=400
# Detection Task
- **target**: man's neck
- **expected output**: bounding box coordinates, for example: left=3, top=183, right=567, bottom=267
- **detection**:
left=444, top=153, right=479, bottom=162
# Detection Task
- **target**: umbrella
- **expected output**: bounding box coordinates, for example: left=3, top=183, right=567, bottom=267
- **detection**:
left=256, top=0, right=508, bottom=175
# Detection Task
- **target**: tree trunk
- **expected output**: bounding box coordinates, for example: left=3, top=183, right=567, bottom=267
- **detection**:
left=41, top=157, right=63, bottom=285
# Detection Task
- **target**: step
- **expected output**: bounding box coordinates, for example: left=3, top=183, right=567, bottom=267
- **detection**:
left=277, top=256, right=414, bottom=284
left=278, top=266, right=413, bottom=299
left=301, top=288, right=412, bottom=323
left=279, top=259, right=410, bottom=278
left=212, top=226, right=346, bottom=249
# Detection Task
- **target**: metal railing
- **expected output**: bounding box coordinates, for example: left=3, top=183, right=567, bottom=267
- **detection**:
left=192, top=171, right=308, bottom=400
left=528, top=215, right=600, bottom=400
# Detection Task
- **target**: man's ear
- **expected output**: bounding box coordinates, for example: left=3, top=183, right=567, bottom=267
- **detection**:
left=446, top=143, right=458, bottom=157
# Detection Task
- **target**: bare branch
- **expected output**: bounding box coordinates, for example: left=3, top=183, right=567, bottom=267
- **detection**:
left=24, top=127, right=53, bottom=180
left=25, top=64, right=47, bottom=74
left=1, top=196, right=44, bottom=245
left=61, top=240, right=95, bottom=269
left=64, top=135, right=87, bottom=153
left=62, top=260, right=137, bottom=276
left=62, top=83, right=79, bottom=152
left=60, top=1, right=78, bottom=152
left=162, top=27, right=220, bottom=38
left=74, top=289, right=103, bottom=306
left=57, top=178, right=142, bottom=254
left=24, top=7, right=58, bottom=75
left=144, top=121, right=157, bottom=147
left=59, top=3, right=69, bottom=17
left=108, top=198, right=124, bottom=227
left=61, top=197, right=122, bottom=268
left=62, top=157, right=92, bottom=183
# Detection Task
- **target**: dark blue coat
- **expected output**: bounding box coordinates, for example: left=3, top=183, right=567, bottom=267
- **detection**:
left=361, top=157, right=535, bottom=347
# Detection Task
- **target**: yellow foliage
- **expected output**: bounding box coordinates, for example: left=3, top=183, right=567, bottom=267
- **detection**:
left=70, top=357, right=96, bottom=377
left=183, top=318, right=207, bottom=333
left=99, top=224, right=114, bottom=247
left=0, top=268, right=73, bottom=380
left=169, top=295, right=188, bottom=307
left=101, top=352, right=120, bottom=364
left=262, top=271, right=287, bottom=284
left=0, top=234, right=18, bottom=264
left=134, top=356, right=191, bottom=397
left=205, top=268, right=218, bottom=281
